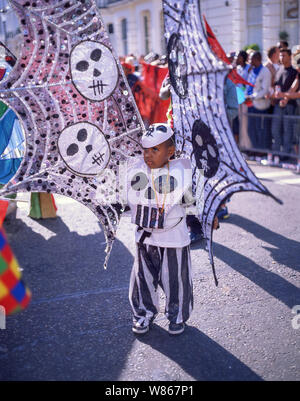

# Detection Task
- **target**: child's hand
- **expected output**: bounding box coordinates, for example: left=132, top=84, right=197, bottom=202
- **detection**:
left=213, top=216, right=219, bottom=230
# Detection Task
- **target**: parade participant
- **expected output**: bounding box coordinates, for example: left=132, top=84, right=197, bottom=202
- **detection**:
left=127, top=123, right=217, bottom=335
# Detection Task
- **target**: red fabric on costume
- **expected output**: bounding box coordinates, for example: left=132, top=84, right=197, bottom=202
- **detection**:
left=0, top=200, right=8, bottom=227
left=0, top=68, right=5, bottom=81
left=141, top=61, right=168, bottom=94
left=152, top=98, right=170, bottom=124
left=203, top=15, right=254, bottom=88
left=228, top=70, right=254, bottom=88
left=203, top=15, right=228, bottom=63
left=134, top=62, right=170, bottom=124
left=121, top=62, right=134, bottom=73
left=132, top=80, right=156, bottom=123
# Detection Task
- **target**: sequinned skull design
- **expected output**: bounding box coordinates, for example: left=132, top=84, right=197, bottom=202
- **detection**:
left=70, top=40, right=119, bottom=101
left=58, top=122, right=110, bottom=176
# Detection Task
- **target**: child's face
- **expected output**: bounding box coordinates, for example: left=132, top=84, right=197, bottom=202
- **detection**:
left=143, top=142, right=175, bottom=169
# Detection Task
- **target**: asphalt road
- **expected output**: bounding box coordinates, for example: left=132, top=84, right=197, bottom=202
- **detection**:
left=0, top=162, right=299, bottom=381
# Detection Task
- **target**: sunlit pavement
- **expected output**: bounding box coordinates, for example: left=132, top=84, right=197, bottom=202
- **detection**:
left=0, top=162, right=299, bottom=381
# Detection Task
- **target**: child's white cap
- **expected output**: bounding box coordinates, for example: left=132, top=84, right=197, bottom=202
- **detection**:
left=141, top=123, right=174, bottom=148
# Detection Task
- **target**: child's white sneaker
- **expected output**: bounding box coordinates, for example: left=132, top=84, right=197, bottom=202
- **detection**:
left=168, top=322, right=185, bottom=335
left=132, top=318, right=150, bottom=334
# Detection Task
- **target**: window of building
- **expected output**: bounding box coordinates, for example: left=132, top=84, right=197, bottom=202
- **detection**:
left=284, top=0, right=299, bottom=19
left=283, top=0, right=299, bottom=47
left=121, top=18, right=128, bottom=55
left=143, top=14, right=150, bottom=55
left=160, top=10, right=166, bottom=55
left=107, top=23, right=116, bottom=52
left=108, top=23, right=114, bottom=34
left=141, top=11, right=151, bottom=55
left=246, top=0, right=262, bottom=50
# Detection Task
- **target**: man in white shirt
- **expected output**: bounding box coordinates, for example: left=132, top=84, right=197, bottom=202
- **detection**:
left=246, top=52, right=272, bottom=150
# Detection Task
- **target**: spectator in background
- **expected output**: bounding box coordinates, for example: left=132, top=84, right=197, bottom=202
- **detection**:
left=125, top=55, right=140, bottom=76
left=144, top=52, right=160, bottom=65
left=277, top=41, right=289, bottom=50
left=265, top=46, right=280, bottom=87
left=276, top=52, right=300, bottom=102
left=234, top=50, right=250, bottom=145
left=235, top=50, right=252, bottom=150
left=224, top=75, right=239, bottom=128
left=246, top=51, right=272, bottom=150
left=226, top=51, right=236, bottom=64
left=275, top=52, right=300, bottom=158
left=158, top=54, right=168, bottom=68
left=121, top=60, right=139, bottom=88
left=246, top=48, right=255, bottom=62
left=271, top=48, right=298, bottom=161
left=236, top=50, right=251, bottom=83
left=262, top=46, right=281, bottom=153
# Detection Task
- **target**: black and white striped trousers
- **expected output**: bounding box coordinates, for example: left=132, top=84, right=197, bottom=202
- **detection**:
left=129, top=243, right=193, bottom=325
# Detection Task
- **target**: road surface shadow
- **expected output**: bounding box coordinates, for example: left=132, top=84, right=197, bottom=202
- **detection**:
left=190, top=214, right=299, bottom=308
left=0, top=215, right=135, bottom=380
left=137, top=324, right=262, bottom=381
left=213, top=242, right=299, bottom=308
left=222, top=213, right=300, bottom=273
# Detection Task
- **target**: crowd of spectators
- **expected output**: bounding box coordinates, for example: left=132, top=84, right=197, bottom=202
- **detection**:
left=121, top=42, right=300, bottom=165
left=231, top=41, right=300, bottom=164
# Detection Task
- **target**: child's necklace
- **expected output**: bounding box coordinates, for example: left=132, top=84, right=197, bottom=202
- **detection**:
left=151, top=162, right=170, bottom=216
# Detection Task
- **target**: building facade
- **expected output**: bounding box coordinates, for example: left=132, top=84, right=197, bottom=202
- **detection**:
left=97, top=0, right=166, bottom=57
left=98, top=0, right=300, bottom=57
left=0, top=0, right=299, bottom=58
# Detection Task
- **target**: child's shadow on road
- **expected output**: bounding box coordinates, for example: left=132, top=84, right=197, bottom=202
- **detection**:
left=190, top=214, right=299, bottom=308
left=1, top=214, right=135, bottom=381
left=137, top=324, right=262, bottom=381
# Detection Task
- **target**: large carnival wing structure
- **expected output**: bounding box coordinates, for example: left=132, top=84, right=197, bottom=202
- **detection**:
left=162, top=0, right=281, bottom=284
left=0, top=0, right=144, bottom=265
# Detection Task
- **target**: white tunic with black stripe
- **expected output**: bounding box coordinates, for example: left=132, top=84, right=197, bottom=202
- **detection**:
left=127, top=157, right=193, bottom=247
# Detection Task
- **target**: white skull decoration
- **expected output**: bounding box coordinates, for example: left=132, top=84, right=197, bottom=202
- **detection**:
left=70, top=40, right=118, bottom=101
left=58, top=122, right=110, bottom=176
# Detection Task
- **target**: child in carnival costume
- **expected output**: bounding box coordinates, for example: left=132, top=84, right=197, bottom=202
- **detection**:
left=126, top=123, right=218, bottom=335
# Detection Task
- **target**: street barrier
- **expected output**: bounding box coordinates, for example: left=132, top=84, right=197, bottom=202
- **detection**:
left=240, top=111, right=300, bottom=169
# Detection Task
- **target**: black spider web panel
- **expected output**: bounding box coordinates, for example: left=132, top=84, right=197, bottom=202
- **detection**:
left=162, top=0, right=281, bottom=282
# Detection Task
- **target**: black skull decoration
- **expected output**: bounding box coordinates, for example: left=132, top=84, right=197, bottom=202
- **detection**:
left=167, top=33, right=188, bottom=99
left=130, top=171, right=177, bottom=201
left=192, top=119, right=220, bottom=178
